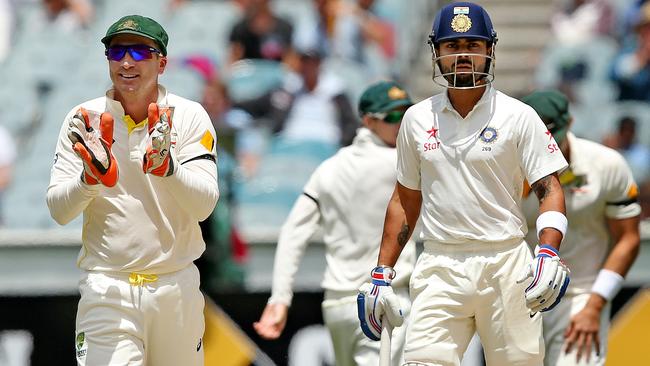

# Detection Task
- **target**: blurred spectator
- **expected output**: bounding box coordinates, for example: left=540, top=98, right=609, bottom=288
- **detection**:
left=38, top=0, right=93, bottom=32
left=551, top=0, right=615, bottom=46
left=0, top=0, right=13, bottom=63
left=183, top=55, right=249, bottom=291
left=300, top=0, right=394, bottom=77
left=242, top=48, right=357, bottom=147
left=0, top=124, right=16, bottom=225
left=228, top=0, right=293, bottom=64
left=602, top=116, right=650, bottom=184
left=610, top=1, right=650, bottom=101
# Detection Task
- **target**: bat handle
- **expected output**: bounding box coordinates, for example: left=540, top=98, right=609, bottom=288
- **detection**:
left=380, top=317, right=393, bottom=366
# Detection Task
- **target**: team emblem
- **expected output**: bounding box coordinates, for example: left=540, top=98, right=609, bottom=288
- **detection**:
left=479, top=127, right=498, bottom=143
left=451, top=14, right=472, bottom=33
left=388, top=86, right=407, bottom=100
left=117, top=19, right=139, bottom=31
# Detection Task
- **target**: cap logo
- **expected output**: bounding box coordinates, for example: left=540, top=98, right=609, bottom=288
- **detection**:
left=451, top=14, right=472, bottom=33
left=387, top=86, right=407, bottom=100
left=117, top=19, right=139, bottom=31
left=453, top=6, right=470, bottom=15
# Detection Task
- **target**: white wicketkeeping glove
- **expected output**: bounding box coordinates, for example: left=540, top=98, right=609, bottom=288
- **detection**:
left=517, top=245, right=571, bottom=313
left=357, top=266, right=404, bottom=341
left=143, top=103, right=175, bottom=177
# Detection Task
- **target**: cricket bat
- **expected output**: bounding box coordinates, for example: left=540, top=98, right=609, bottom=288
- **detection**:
left=380, top=317, right=393, bottom=366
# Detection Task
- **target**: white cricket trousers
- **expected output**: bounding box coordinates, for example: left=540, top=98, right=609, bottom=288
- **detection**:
left=542, top=292, right=609, bottom=366
left=322, top=287, right=410, bottom=366
left=75, top=264, right=205, bottom=366
left=403, top=239, right=544, bottom=366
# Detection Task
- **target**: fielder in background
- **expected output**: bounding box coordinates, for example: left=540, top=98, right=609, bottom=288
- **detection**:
left=521, top=90, right=641, bottom=366
left=46, top=15, right=219, bottom=366
left=358, top=2, right=571, bottom=365
left=254, top=81, right=417, bottom=366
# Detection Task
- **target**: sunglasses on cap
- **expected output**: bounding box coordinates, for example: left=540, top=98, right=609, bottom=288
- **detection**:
left=105, top=44, right=161, bottom=62
left=368, top=110, right=406, bottom=123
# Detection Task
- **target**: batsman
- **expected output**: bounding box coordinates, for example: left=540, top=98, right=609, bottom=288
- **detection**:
left=47, top=15, right=219, bottom=365
left=357, top=2, right=571, bottom=365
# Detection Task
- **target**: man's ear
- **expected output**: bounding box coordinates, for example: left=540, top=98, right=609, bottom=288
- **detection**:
left=361, top=115, right=373, bottom=129
left=158, top=56, right=167, bottom=75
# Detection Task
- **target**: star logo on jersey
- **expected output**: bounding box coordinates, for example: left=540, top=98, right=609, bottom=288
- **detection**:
left=426, top=126, right=438, bottom=139
left=545, top=130, right=553, bottom=141
left=479, top=127, right=498, bottom=143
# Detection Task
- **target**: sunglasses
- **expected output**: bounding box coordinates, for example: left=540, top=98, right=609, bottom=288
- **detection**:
left=368, top=110, right=406, bottom=123
left=105, top=44, right=161, bottom=61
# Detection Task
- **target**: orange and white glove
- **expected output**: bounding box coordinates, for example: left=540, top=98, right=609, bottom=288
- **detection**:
left=67, top=108, right=118, bottom=187
left=143, top=103, right=175, bottom=177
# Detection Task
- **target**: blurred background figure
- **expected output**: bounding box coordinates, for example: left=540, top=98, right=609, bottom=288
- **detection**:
left=610, top=1, right=650, bottom=102
left=0, top=124, right=16, bottom=226
left=228, top=0, right=293, bottom=64
left=602, top=116, right=650, bottom=185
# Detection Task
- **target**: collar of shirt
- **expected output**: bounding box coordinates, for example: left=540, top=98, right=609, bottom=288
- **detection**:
left=433, top=85, right=495, bottom=117
left=104, top=84, right=170, bottom=134
left=352, top=127, right=390, bottom=148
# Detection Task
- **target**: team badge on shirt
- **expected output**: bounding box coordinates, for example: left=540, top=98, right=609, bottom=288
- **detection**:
left=479, top=127, right=498, bottom=143
left=200, top=130, right=215, bottom=152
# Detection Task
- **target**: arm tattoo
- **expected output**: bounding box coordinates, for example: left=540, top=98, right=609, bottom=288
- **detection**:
left=532, top=175, right=554, bottom=204
left=397, top=223, right=410, bottom=246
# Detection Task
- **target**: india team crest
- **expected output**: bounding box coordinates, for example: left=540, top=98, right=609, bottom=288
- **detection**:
left=479, top=127, right=498, bottom=143
left=451, top=14, right=472, bottom=33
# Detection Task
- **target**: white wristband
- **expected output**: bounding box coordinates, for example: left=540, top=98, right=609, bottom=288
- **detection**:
left=536, top=211, right=568, bottom=240
left=591, top=269, right=624, bottom=301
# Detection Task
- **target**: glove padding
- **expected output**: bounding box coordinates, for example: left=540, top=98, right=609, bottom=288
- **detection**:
left=357, top=266, right=404, bottom=341
left=517, top=245, right=570, bottom=313
left=67, top=108, right=118, bottom=186
left=143, top=103, right=174, bottom=177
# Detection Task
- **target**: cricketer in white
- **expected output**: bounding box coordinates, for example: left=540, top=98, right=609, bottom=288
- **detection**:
left=522, top=90, right=641, bottom=366
left=46, top=15, right=218, bottom=366
left=255, top=81, right=417, bottom=366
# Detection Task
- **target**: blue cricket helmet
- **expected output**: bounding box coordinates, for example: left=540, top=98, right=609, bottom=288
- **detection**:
left=429, top=2, right=498, bottom=46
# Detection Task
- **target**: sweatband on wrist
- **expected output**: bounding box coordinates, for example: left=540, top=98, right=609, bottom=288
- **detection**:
left=536, top=211, right=568, bottom=240
left=591, top=269, right=624, bottom=301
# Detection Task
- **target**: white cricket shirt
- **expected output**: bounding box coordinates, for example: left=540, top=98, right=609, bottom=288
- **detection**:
left=47, top=85, right=219, bottom=274
left=397, top=86, right=568, bottom=244
left=523, top=133, right=641, bottom=293
left=269, top=128, right=417, bottom=305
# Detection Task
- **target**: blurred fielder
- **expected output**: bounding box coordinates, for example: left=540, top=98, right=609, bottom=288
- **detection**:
left=521, top=90, right=641, bottom=366
left=46, top=15, right=219, bottom=365
left=357, top=2, right=571, bottom=365
left=254, top=81, right=417, bottom=366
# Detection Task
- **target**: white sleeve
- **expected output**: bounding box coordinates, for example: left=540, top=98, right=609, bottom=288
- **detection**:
left=268, top=194, right=321, bottom=306
left=603, top=151, right=642, bottom=219
left=157, top=158, right=219, bottom=222
left=396, top=109, right=421, bottom=190
left=517, top=106, right=568, bottom=184
left=157, top=103, right=219, bottom=221
left=46, top=109, right=101, bottom=225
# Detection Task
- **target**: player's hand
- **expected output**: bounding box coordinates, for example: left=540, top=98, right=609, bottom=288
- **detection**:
left=253, top=302, right=289, bottom=340
left=564, top=297, right=603, bottom=363
left=357, top=266, right=404, bottom=341
left=516, top=245, right=570, bottom=313
left=143, top=103, right=174, bottom=177
left=67, top=108, right=118, bottom=186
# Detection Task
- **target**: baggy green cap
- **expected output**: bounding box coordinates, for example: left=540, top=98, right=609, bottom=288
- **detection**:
left=521, top=90, right=571, bottom=134
left=358, top=81, right=413, bottom=122
left=101, top=15, right=169, bottom=56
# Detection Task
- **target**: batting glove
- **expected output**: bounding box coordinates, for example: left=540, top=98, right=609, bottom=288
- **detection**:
left=357, top=266, right=404, bottom=341
left=143, top=103, right=175, bottom=177
left=67, top=108, right=118, bottom=187
left=517, top=245, right=570, bottom=313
